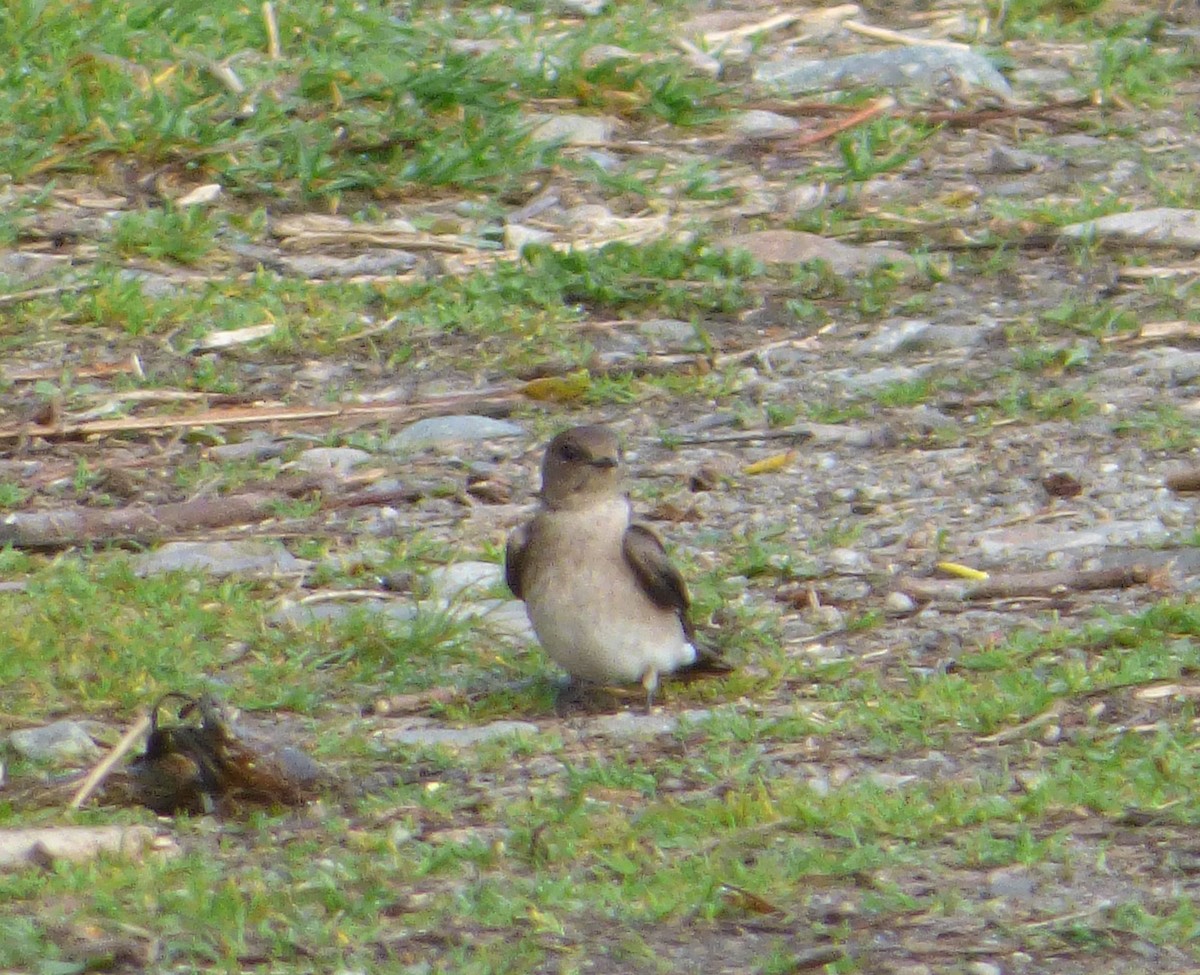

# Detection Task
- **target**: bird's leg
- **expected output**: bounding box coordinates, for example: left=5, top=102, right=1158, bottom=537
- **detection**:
left=641, top=668, right=659, bottom=712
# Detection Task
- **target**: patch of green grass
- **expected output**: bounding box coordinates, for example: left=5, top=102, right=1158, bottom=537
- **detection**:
left=1095, top=36, right=1199, bottom=107
left=546, top=54, right=729, bottom=127
left=873, top=376, right=935, bottom=408
left=520, top=240, right=761, bottom=317
left=811, top=117, right=933, bottom=183
left=112, top=205, right=219, bottom=265
left=986, top=189, right=1128, bottom=230
left=719, top=528, right=820, bottom=590
left=0, top=558, right=261, bottom=715
left=1113, top=404, right=1198, bottom=452
left=0, top=0, right=550, bottom=202
left=0, top=482, right=30, bottom=508
left=1012, top=341, right=1092, bottom=373
left=3, top=591, right=1200, bottom=968
left=1040, top=298, right=1138, bottom=338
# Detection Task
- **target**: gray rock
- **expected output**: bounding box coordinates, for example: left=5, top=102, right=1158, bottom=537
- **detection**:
left=278, top=251, right=417, bottom=279
left=755, top=46, right=1011, bottom=96
left=320, top=546, right=390, bottom=574
left=1133, top=349, right=1200, bottom=384
left=976, top=519, right=1170, bottom=559
left=9, top=720, right=100, bottom=763
left=530, top=114, right=617, bottom=145
left=718, top=230, right=911, bottom=276
left=781, top=184, right=834, bottom=213
left=553, top=0, right=606, bottom=13
left=427, top=561, right=504, bottom=600
left=268, top=599, right=419, bottom=628
left=207, top=435, right=285, bottom=462
left=578, top=710, right=701, bottom=739
left=291, top=447, right=372, bottom=476
left=1010, top=67, right=1072, bottom=87
left=987, top=146, right=1045, bottom=174
left=885, top=591, right=917, bottom=615
left=827, top=548, right=871, bottom=573
left=680, top=45, right=721, bottom=78
left=730, top=110, right=801, bottom=138
left=505, top=223, right=555, bottom=252
left=295, top=361, right=350, bottom=385
left=827, top=364, right=932, bottom=390
left=583, top=150, right=624, bottom=172
left=811, top=605, right=845, bottom=629
left=1062, top=208, right=1200, bottom=247
left=857, top=319, right=933, bottom=355
left=637, top=318, right=701, bottom=352
left=988, top=176, right=1051, bottom=199
left=118, top=269, right=179, bottom=298
left=377, top=720, right=541, bottom=748
left=858, top=319, right=995, bottom=356
left=386, top=415, right=525, bottom=453
left=0, top=251, right=69, bottom=282
left=866, top=771, right=917, bottom=790
left=581, top=44, right=636, bottom=68
left=988, top=866, right=1037, bottom=900
left=133, top=540, right=311, bottom=577
left=458, top=599, right=536, bottom=640
left=1107, top=160, right=1142, bottom=187
left=507, top=189, right=561, bottom=223
left=905, top=405, right=959, bottom=433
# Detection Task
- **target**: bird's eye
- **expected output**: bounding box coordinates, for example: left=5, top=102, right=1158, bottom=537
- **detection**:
left=558, top=441, right=582, bottom=462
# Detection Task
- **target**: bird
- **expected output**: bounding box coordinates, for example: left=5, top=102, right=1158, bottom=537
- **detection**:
left=505, top=424, right=727, bottom=706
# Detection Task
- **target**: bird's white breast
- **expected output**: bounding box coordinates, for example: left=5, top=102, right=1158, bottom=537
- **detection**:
left=521, top=497, right=695, bottom=684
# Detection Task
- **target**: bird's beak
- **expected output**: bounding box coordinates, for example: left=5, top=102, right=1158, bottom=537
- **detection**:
left=590, top=456, right=619, bottom=469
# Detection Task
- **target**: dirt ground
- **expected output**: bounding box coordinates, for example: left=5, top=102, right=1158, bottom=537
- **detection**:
left=5, top=2, right=1200, bottom=973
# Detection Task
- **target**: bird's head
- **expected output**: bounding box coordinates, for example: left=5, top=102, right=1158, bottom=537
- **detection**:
left=539, top=424, right=623, bottom=509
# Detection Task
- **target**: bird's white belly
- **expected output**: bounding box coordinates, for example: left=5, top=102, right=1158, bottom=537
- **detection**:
left=523, top=506, right=695, bottom=684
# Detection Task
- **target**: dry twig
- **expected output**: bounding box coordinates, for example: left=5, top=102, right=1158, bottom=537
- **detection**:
left=68, top=714, right=153, bottom=811
left=897, top=565, right=1151, bottom=602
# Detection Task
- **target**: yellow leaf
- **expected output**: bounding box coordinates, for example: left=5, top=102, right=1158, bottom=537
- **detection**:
left=522, top=370, right=591, bottom=402
left=151, top=64, right=178, bottom=90
left=936, top=560, right=989, bottom=581
left=743, top=451, right=795, bottom=475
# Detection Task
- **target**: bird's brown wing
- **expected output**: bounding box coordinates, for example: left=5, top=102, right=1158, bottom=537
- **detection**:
left=623, top=522, right=693, bottom=631
left=623, top=522, right=731, bottom=675
left=504, top=522, right=534, bottom=600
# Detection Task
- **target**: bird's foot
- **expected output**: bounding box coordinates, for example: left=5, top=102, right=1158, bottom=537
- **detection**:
left=641, top=669, right=660, bottom=713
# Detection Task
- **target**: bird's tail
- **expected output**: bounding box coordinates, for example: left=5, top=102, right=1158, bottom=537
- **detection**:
left=675, top=642, right=733, bottom=681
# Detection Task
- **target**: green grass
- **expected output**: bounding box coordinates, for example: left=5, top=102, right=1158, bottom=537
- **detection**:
left=0, top=0, right=739, bottom=205
left=3, top=0, right=1200, bottom=971
left=2, top=550, right=1199, bottom=969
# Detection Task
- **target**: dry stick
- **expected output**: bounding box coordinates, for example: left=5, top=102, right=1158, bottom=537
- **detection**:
left=262, top=2, right=281, bottom=60
left=746, top=98, right=886, bottom=118
left=0, top=492, right=286, bottom=548
left=0, top=389, right=522, bottom=443
left=2, top=480, right=424, bottom=547
left=897, top=565, right=1150, bottom=603
left=673, top=423, right=895, bottom=449
left=4, top=354, right=144, bottom=383
left=68, top=713, right=153, bottom=811
left=1, top=483, right=420, bottom=549
left=0, top=282, right=99, bottom=309
left=786, top=96, right=895, bottom=149
left=917, top=96, right=1094, bottom=128
left=843, top=19, right=969, bottom=50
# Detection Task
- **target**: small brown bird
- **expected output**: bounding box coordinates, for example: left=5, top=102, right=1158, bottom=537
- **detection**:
left=505, top=424, right=727, bottom=704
